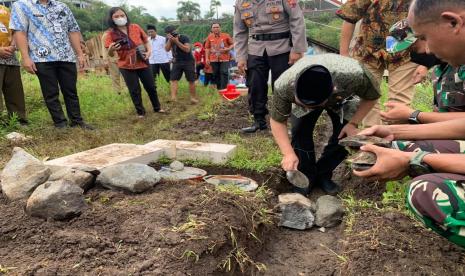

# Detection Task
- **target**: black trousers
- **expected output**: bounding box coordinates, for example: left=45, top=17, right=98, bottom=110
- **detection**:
left=120, top=67, right=161, bottom=115
left=247, top=51, right=289, bottom=125
left=35, top=62, right=83, bottom=126
left=150, top=63, right=170, bottom=83
left=211, top=61, right=229, bottom=90
left=291, top=108, right=348, bottom=184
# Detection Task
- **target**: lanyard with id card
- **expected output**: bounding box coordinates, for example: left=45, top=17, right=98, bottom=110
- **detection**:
left=0, top=23, right=8, bottom=34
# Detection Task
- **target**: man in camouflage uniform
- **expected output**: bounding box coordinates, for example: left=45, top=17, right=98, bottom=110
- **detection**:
left=270, top=53, right=380, bottom=194
left=379, top=19, right=465, bottom=124
left=234, top=0, right=308, bottom=133
left=337, top=0, right=428, bottom=127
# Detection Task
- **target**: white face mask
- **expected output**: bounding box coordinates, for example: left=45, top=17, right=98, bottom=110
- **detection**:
left=114, top=17, right=127, bottom=27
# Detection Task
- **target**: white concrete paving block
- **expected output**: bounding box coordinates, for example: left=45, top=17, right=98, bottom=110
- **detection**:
left=144, top=140, right=237, bottom=164
left=46, top=143, right=164, bottom=169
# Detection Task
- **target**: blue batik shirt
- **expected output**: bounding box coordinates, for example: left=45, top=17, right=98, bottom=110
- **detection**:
left=9, top=0, right=80, bottom=63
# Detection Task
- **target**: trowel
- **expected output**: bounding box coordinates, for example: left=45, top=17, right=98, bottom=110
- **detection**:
left=286, top=170, right=310, bottom=189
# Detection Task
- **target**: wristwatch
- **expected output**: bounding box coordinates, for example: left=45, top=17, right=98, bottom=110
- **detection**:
left=408, top=110, right=422, bottom=124
left=409, top=150, right=432, bottom=177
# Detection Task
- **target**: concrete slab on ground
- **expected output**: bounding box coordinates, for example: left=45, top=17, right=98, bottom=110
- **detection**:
left=144, top=139, right=237, bottom=164
left=45, top=143, right=164, bottom=169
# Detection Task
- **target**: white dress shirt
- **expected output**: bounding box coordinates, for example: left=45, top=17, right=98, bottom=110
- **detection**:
left=149, top=35, right=172, bottom=64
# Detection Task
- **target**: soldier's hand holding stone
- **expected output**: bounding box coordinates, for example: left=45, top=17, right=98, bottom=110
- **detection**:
left=289, top=52, right=303, bottom=65
left=380, top=102, right=413, bottom=123
left=353, top=144, right=413, bottom=181
left=358, top=125, right=395, bottom=141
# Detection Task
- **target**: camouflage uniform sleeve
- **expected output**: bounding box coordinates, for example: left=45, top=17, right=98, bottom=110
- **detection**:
left=282, top=0, right=307, bottom=53
left=233, top=0, right=249, bottom=61
left=270, top=89, right=293, bottom=123
left=335, top=0, right=372, bottom=24
left=356, top=63, right=382, bottom=100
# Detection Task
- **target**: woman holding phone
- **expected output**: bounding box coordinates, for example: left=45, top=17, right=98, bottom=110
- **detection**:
left=104, top=7, right=165, bottom=117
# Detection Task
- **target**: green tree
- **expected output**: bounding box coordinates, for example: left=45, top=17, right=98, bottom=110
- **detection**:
left=176, top=0, right=201, bottom=22
left=210, top=0, right=221, bottom=20
left=65, top=0, right=157, bottom=39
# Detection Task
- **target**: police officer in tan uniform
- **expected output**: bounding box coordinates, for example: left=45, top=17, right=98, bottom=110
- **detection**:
left=234, top=0, right=307, bottom=133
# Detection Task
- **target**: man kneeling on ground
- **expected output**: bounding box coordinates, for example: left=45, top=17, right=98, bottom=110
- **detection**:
left=270, top=53, right=380, bottom=195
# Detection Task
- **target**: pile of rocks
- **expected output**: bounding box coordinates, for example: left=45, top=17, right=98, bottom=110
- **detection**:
left=0, top=147, right=161, bottom=220
left=277, top=193, right=345, bottom=230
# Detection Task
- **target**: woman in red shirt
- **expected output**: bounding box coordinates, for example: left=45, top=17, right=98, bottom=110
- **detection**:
left=193, top=42, right=205, bottom=80
left=105, top=7, right=165, bottom=117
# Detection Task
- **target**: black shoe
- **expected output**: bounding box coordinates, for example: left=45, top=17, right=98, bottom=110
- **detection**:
left=318, top=178, right=341, bottom=195
left=70, top=121, right=95, bottom=130
left=241, top=123, right=268, bottom=133
left=54, top=122, right=68, bottom=129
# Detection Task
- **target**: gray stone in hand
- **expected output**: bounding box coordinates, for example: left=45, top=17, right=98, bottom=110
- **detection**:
left=1, top=147, right=51, bottom=200
left=315, top=195, right=344, bottom=228
left=26, top=180, right=86, bottom=220
left=339, top=135, right=391, bottom=149
left=96, top=163, right=161, bottom=193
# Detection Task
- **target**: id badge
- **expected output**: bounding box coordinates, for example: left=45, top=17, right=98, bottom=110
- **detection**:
left=0, top=23, right=7, bottom=33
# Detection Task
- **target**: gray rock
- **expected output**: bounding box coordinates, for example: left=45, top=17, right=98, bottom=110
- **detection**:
left=278, top=203, right=314, bottom=230
left=71, top=165, right=100, bottom=176
left=48, top=168, right=95, bottom=192
left=0, top=147, right=51, bottom=200
left=277, top=193, right=315, bottom=230
left=26, top=180, right=86, bottom=220
left=278, top=193, right=316, bottom=211
left=315, top=195, right=345, bottom=228
left=96, top=163, right=160, bottom=193
left=169, top=160, right=184, bottom=171
left=5, top=132, right=31, bottom=143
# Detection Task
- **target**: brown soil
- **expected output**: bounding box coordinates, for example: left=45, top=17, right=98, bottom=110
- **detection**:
left=172, top=97, right=266, bottom=139
left=0, top=180, right=272, bottom=275
left=341, top=209, right=465, bottom=275
left=1, top=98, right=464, bottom=275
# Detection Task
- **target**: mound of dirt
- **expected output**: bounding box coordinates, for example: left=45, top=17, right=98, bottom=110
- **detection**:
left=341, top=209, right=465, bottom=275
left=0, top=180, right=273, bottom=275
left=173, top=98, right=252, bottom=136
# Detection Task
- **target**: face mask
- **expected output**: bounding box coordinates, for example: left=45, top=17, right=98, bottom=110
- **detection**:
left=410, top=52, right=442, bottom=68
left=114, top=17, right=127, bottom=27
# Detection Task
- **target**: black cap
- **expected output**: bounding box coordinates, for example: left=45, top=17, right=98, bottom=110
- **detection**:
left=295, top=65, right=333, bottom=106
left=164, top=25, right=176, bottom=34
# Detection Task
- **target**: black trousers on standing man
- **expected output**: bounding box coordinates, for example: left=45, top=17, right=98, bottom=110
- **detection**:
left=35, top=62, right=83, bottom=127
left=246, top=51, right=290, bottom=128
left=211, top=61, right=229, bottom=90
left=151, top=63, right=171, bottom=83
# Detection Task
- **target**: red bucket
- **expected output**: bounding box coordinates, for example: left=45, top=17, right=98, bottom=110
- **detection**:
left=219, top=84, right=241, bottom=101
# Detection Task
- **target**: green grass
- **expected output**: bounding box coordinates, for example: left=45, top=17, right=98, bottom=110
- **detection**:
left=0, top=71, right=222, bottom=166
left=379, top=80, right=434, bottom=112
